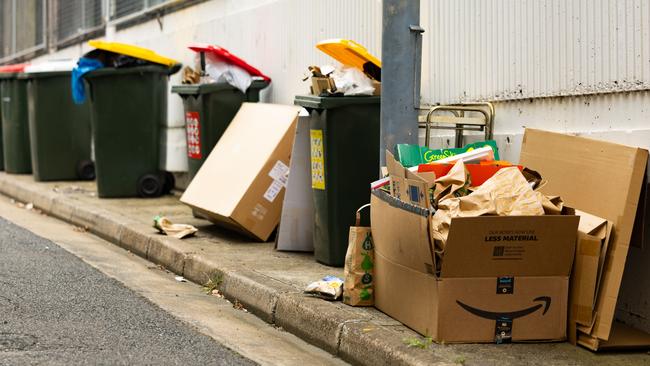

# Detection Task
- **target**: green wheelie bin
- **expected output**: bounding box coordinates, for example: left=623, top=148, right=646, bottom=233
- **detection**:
left=171, top=79, right=269, bottom=181
left=21, top=61, right=94, bottom=181
left=0, top=64, right=32, bottom=174
left=83, top=64, right=180, bottom=198
left=294, top=95, right=380, bottom=267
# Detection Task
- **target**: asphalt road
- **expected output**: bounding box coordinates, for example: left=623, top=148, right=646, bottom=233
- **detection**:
left=0, top=217, right=255, bottom=366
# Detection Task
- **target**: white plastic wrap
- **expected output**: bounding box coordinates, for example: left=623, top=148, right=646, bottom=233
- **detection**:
left=198, top=53, right=252, bottom=93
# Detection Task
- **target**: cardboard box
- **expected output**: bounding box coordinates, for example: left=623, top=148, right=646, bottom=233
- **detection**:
left=519, top=128, right=650, bottom=350
left=310, top=76, right=336, bottom=95
left=371, top=155, right=579, bottom=343
left=181, top=103, right=300, bottom=241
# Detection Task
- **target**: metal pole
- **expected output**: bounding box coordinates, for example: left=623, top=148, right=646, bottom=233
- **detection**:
left=380, top=0, right=423, bottom=166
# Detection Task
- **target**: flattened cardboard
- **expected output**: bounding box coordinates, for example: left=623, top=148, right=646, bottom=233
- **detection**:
left=181, top=103, right=300, bottom=241
left=371, top=189, right=577, bottom=343
left=276, top=112, right=314, bottom=251
left=520, top=128, right=650, bottom=348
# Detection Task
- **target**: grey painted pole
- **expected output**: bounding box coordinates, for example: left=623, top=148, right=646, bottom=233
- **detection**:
left=380, top=0, right=423, bottom=166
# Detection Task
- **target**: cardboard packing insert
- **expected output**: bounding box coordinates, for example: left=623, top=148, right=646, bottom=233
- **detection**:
left=371, top=152, right=579, bottom=343
left=520, top=128, right=650, bottom=351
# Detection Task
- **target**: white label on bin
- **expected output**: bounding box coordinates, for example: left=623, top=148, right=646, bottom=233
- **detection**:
left=268, top=160, right=289, bottom=185
left=263, top=179, right=284, bottom=203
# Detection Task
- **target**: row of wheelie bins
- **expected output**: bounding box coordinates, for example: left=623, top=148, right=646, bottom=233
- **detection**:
left=0, top=42, right=382, bottom=268
left=0, top=60, right=268, bottom=198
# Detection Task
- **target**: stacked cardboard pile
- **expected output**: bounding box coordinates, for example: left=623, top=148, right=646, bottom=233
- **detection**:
left=371, top=128, right=650, bottom=349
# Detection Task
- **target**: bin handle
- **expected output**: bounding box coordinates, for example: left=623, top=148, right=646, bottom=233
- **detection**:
left=355, top=203, right=371, bottom=226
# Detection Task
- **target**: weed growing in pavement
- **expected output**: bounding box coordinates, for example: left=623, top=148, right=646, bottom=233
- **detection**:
left=454, top=356, right=466, bottom=365
left=403, top=336, right=433, bottom=349
left=202, top=272, right=224, bottom=294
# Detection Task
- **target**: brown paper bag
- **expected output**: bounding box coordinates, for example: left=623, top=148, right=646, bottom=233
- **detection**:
left=343, top=204, right=374, bottom=306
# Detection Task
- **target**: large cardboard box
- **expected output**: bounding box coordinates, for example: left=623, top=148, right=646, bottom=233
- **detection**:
left=371, top=157, right=579, bottom=343
left=519, top=128, right=650, bottom=350
left=181, top=103, right=301, bottom=241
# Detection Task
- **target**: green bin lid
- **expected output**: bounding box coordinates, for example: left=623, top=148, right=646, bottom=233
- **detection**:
left=171, top=79, right=269, bottom=96
left=293, top=94, right=380, bottom=109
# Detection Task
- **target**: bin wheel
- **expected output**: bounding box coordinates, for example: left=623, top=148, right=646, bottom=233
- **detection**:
left=76, top=160, right=96, bottom=180
left=137, top=173, right=164, bottom=198
left=161, top=171, right=175, bottom=194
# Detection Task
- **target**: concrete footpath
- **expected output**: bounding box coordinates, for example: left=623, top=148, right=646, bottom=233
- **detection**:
left=0, top=173, right=647, bottom=366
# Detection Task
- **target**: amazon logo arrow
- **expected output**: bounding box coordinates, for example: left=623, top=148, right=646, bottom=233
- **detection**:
left=456, top=296, right=551, bottom=320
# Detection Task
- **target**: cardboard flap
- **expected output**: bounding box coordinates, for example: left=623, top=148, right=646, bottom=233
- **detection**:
left=520, top=128, right=649, bottom=340
left=575, top=209, right=609, bottom=238
left=440, top=215, right=579, bottom=278
left=578, top=322, right=650, bottom=350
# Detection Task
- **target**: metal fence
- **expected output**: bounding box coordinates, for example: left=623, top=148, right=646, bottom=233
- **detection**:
left=0, top=0, right=176, bottom=64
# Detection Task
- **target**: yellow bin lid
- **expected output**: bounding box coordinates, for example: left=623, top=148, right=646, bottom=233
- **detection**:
left=316, top=39, right=381, bottom=71
left=88, top=40, right=178, bottom=67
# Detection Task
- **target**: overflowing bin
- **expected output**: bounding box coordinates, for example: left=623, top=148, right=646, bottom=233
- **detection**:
left=171, top=79, right=269, bottom=180
left=80, top=40, right=181, bottom=198
left=295, top=95, right=380, bottom=266
left=0, top=64, right=31, bottom=174
left=21, top=61, right=94, bottom=181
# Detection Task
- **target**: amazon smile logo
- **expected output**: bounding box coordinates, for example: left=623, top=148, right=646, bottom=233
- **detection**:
left=456, top=296, right=551, bottom=320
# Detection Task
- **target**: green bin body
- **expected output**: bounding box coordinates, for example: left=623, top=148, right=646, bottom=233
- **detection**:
left=294, top=95, right=380, bottom=267
left=23, top=71, right=94, bottom=181
left=84, top=65, right=175, bottom=198
left=171, top=80, right=268, bottom=181
left=0, top=74, right=32, bottom=174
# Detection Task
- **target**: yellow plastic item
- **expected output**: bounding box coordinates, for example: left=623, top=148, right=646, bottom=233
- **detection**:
left=88, top=40, right=178, bottom=67
left=316, top=39, right=381, bottom=71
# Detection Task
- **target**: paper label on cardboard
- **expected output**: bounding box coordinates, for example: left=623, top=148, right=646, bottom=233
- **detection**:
left=263, top=180, right=284, bottom=203
left=310, top=129, right=326, bottom=190
left=251, top=203, right=268, bottom=221
left=185, top=111, right=201, bottom=159
left=269, top=160, right=290, bottom=185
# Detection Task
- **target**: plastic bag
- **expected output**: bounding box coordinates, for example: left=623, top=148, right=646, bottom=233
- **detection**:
left=199, top=53, right=252, bottom=93
left=331, top=66, right=375, bottom=96
left=71, top=57, right=103, bottom=104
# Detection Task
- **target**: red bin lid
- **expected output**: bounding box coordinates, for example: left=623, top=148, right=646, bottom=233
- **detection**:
left=0, top=63, right=28, bottom=73
left=188, top=44, right=270, bottom=82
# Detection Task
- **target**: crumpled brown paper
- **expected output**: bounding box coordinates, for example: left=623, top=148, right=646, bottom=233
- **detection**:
left=153, top=215, right=198, bottom=239
left=430, top=166, right=545, bottom=252
left=432, top=160, right=471, bottom=205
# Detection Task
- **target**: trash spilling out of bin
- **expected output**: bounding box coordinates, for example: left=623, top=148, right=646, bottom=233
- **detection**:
left=172, top=44, right=270, bottom=186
left=153, top=215, right=197, bottom=239
left=180, top=103, right=300, bottom=242
left=21, top=60, right=94, bottom=181
left=0, top=63, right=32, bottom=174
left=304, top=39, right=381, bottom=97
left=78, top=40, right=180, bottom=198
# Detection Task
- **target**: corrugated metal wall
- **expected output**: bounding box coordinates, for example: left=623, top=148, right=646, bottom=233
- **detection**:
left=420, top=0, right=650, bottom=104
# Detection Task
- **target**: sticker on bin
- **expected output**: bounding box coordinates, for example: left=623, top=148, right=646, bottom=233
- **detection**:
left=310, top=129, right=326, bottom=190
left=185, top=112, right=201, bottom=159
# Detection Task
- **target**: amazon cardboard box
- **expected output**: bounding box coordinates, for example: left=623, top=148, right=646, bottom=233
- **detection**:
left=371, top=157, right=579, bottom=343
left=180, top=103, right=300, bottom=241
left=520, top=129, right=650, bottom=350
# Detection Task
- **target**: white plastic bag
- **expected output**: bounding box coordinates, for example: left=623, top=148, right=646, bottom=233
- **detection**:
left=331, top=66, right=375, bottom=96
left=197, top=53, right=252, bottom=93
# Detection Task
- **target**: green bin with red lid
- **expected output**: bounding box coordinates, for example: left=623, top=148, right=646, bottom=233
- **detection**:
left=0, top=63, right=32, bottom=174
